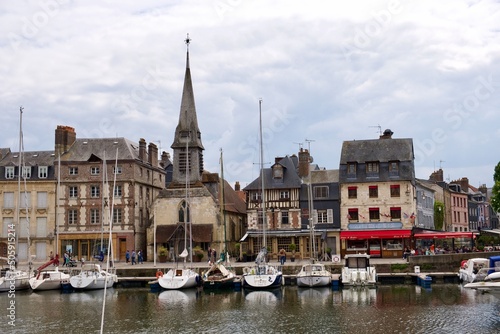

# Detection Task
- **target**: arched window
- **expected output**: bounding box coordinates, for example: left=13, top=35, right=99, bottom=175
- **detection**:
left=178, top=200, right=190, bottom=223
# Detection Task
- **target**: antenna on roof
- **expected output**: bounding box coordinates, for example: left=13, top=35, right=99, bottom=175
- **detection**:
left=155, top=140, right=162, bottom=152
left=439, top=160, right=445, bottom=169
left=293, top=141, right=303, bottom=150
left=369, top=124, right=382, bottom=135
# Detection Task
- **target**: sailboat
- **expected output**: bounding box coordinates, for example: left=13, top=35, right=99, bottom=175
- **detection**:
left=242, top=99, right=283, bottom=290
left=0, top=107, right=32, bottom=292
left=158, top=136, right=200, bottom=290
left=296, top=156, right=331, bottom=288
left=202, top=149, right=237, bottom=290
left=70, top=150, right=118, bottom=290
left=29, top=254, right=70, bottom=291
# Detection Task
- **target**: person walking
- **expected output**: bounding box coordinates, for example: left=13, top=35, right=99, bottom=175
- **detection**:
left=279, top=248, right=286, bottom=265
left=131, top=250, right=136, bottom=265
left=125, top=250, right=130, bottom=264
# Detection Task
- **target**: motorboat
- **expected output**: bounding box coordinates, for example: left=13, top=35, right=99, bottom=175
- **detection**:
left=458, top=258, right=489, bottom=283
left=202, top=261, right=236, bottom=290
left=69, top=263, right=117, bottom=290
left=341, top=254, right=377, bottom=286
left=464, top=271, right=500, bottom=296
left=463, top=255, right=500, bottom=296
left=296, top=262, right=332, bottom=287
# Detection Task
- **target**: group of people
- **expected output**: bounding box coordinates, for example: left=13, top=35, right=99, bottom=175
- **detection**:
left=125, top=250, right=144, bottom=265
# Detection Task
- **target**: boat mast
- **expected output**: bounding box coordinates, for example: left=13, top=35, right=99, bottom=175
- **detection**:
left=306, top=139, right=316, bottom=261
left=56, top=152, right=60, bottom=255
left=259, top=99, right=267, bottom=251
left=220, top=148, right=227, bottom=262
left=15, top=107, right=23, bottom=255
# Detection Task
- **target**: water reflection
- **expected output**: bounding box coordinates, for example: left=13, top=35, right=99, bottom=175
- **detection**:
left=340, top=286, right=377, bottom=305
left=2, top=285, right=500, bottom=333
left=244, top=288, right=282, bottom=303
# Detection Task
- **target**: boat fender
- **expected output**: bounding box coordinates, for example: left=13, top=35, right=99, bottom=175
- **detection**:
left=332, top=255, right=340, bottom=263
left=156, top=270, right=164, bottom=279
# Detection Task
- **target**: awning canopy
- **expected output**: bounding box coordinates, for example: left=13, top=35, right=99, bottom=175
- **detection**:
left=413, top=232, right=474, bottom=239
left=340, top=229, right=411, bottom=240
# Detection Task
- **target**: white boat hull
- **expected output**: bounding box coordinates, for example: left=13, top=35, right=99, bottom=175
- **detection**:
left=297, top=275, right=331, bottom=287
left=70, top=275, right=116, bottom=290
left=296, top=264, right=332, bottom=287
left=0, top=274, right=30, bottom=292
left=243, top=265, right=282, bottom=289
left=158, top=268, right=199, bottom=290
left=29, top=269, right=70, bottom=291
left=69, top=264, right=117, bottom=290
left=0, top=270, right=31, bottom=292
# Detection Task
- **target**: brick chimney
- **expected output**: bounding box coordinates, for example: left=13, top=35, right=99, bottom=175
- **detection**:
left=457, top=177, right=469, bottom=193
left=429, top=169, right=444, bottom=182
left=235, top=181, right=240, bottom=191
left=148, top=142, right=158, bottom=167
left=298, top=148, right=310, bottom=178
left=55, top=125, right=76, bottom=156
left=379, top=129, right=393, bottom=139
left=139, top=138, right=147, bottom=162
left=479, top=184, right=488, bottom=195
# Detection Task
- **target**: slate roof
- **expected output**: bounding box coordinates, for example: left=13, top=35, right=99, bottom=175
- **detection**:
left=340, top=138, right=414, bottom=163
left=60, top=138, right=140, bottom=162
left=0, top=150, right=55, bottom=166
left=243, top=155, right=302, bottom=191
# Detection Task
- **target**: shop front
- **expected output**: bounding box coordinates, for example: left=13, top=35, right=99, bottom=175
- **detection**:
left=340, top=229, right=412, bottom=258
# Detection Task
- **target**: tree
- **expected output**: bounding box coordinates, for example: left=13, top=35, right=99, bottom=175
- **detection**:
left=434, top=201, right=444, bottom=230
left=492, top=162, right=500, bottom=213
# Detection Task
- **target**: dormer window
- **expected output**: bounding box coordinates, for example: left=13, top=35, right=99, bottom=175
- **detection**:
left=347, top=162, right=357, bottom=178
left=366, top=161, right=379, bottom=178
left=273, top=165, right=283, bottom=179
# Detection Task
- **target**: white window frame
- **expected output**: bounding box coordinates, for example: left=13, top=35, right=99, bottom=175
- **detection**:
left=113, top=166, right=122, bottom=175
left=22, top=166, right=31, bottom=179
left=114, top=185, right=122, bottom=198
left=69, top=186, right=78, bottom=198
left=91, top=185, right=100, bottom=198
left=5, top=166, right=15, bottom=179
left=68, top=209, right=77, bottom=225
left=90, top=166, right=100, bottom=175
left=69, top=167, right=78, bottom=175
left=38, top=166, right=48, bottom=179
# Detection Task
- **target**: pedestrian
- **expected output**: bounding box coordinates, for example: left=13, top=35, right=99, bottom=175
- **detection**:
left=138, top=250, right=143, bottom=264
left=125, top=250, right=130, bottom=264
left=131, top=250, right=136, bottom=265
left=279, top=248, right=286, bottom=265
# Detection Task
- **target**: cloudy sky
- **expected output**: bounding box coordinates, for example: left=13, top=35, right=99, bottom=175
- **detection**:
left=1, top=0, right=499, bottom=189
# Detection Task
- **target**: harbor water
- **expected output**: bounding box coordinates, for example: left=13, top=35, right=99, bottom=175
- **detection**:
left=1, top=284, right=499, bottom=333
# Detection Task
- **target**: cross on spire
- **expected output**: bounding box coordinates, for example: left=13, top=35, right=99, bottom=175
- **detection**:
left=185, top=33, right=191, bottom=50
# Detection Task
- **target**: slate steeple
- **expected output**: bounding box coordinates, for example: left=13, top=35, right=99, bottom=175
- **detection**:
left=171, top=34, right=204, bottom=185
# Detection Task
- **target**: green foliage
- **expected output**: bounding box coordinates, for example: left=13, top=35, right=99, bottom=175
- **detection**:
left=434, top=201, right=445, bottom=230
left=158, top=246, right=167, bottom=256
left=289, top=243, right=297, bottom=252
left=492, top=162, right=500, bottom=213
left=391, top=263, right=408, bottom=271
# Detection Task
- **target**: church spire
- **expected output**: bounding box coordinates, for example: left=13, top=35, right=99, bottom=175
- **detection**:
left=171, top=34, right=204, bottom=185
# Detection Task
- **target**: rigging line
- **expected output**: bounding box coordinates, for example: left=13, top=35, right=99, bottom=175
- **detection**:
left=100, top=145, right=118, bottom=334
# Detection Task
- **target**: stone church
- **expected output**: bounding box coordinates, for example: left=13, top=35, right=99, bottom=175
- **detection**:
left=146, top=37, right=246, bottom=263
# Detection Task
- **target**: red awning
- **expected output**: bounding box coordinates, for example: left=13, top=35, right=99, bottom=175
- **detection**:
left=340, top=229, right=411, bottom=240
left=413, top=232, right=474, bottom=239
